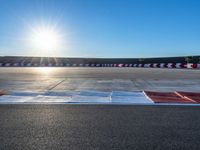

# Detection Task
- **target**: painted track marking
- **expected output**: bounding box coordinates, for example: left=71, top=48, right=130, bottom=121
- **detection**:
left=174, top=91, right=197, bottom=103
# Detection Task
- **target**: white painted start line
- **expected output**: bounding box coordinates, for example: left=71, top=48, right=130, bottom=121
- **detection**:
left=0, top=90, right=153, bottom=104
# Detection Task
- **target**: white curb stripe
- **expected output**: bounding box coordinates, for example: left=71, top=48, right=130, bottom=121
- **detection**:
left=0, top=91, right=153, bottom=104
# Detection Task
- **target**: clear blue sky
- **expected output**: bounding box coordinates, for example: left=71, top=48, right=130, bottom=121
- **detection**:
left=0, top=0, right=200, bottom=58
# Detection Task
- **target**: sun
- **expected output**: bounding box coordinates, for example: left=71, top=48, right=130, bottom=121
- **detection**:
left=30, top=25, right=62, bottom=56
left=33, top=29, right=58, bottom=50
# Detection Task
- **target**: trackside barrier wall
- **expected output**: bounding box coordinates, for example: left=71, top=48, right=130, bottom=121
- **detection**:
left=0, top=62, right=200, bottom=69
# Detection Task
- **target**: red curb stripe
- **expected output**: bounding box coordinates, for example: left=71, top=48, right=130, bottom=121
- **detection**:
left=174, top=91, right=197, bottom=103
left=144, top=91, right=194, bottom=103
left=175, top=91, right=200, bottom=103
left=0, top=92, right=5, bottom=96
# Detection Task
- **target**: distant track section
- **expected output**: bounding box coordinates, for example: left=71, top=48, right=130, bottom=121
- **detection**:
left=0, top=56, right=200, bottom=69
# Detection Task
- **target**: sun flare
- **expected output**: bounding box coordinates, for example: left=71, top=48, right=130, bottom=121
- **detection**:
left=30, top=25, right=62, bottom=56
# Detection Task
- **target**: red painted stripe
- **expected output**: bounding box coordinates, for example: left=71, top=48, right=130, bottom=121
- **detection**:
left=192, top=64, right=197, bottom=69
left=145, top=91, right=195, bottom=103
left=180, top=63, right=187, bottom=68
left=174, top=91, right=197, bottom=103
left=150, top=64, right=154, bottom=68
left=0, top=91, right=5, bottom=96
left=164, top=63, right=168, bottom=68
left=156, top=64, right=160, bottom=68
left=176, top=91, right=200, bottom=103
left=171, top=63, right=176, bottom=68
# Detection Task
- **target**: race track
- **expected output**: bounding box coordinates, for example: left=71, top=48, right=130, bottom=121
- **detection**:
left=0, top=68, right=200, bottom=149
left=0, top=67, right=200, bottom=92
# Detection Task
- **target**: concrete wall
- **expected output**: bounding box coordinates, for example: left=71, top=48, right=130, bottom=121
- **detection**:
left=0, top=56, right=199, bottom=66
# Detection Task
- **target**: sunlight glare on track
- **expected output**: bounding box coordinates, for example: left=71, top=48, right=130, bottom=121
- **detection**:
left=34, top=67, right=58, bottom=76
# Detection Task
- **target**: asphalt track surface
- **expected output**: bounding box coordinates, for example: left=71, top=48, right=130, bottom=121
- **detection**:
left=0, top=68, right=200, bottom=149
left=0, top=105, right=200, bottom=150
left=0, top=67, right=200, bottom=92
